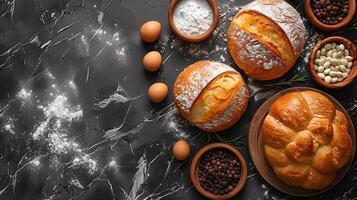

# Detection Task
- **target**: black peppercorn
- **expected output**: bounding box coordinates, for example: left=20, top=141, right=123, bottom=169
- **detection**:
left=311, top=0, right=349, bottom=25
left=197, top=148, right=241, bottom=196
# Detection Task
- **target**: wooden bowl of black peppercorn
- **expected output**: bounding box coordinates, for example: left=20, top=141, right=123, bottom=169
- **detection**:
left=190, top=143, right=247, bottom=200
left=304, top=0, right=356, bottom=32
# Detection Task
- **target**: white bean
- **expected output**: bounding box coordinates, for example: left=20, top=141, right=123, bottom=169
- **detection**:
left=323, top=62, right=331, bottom=68
left=332, top=77, right=338, bottom=83
left=340, top=59, right=348, bottom=66
left=321, top=48, right=327, bottom=56
left=345, top=56, right=353, bottom=62
left=318, top=73, right=325, bottom=79
left=338, top=77, right=344, bottom=82
left=344, top=49, right=349, bottom=56
left=315, top=59, right=320, bottom=65
left=330, top=58, right=339, bottom=66
left=327, top=50, right=333, bottom=57
left=335, top=66, right=340, bottom=71
left=332, top=43, right=337, bottom=49
left=347, top=62, right=353, bottom=68
left=339, top=44, right=345, bottom=51
left=343, top=72, right=348, bottom=78
left=340, top=65, right=347, bottom=72
left=324, top=68, right=331, bottom=75
left=319, top=58, right=327, bottom=65
left=318, top=66, right=324, bottom=73
left=332, top=52, right=339, bottom=58
left=325, top=44, right=332, bottom=50
left=347, top=69, right=351, bottom=73
left=330, top=71, right=336, bottom=77
left=317, top=50, right=321, bottom=58
left=325, top=76, right=332, bottom=83
left=337, top=51, right=343, bottom=58
left=336, top=71, right=343, bottom=77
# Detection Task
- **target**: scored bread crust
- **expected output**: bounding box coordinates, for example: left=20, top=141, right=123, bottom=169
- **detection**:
left=227, top=0, right=305, bottom=80
left=195, top=85, right=249, bottom=132
left=173, top=60, right=249, bottom=132
left=262, top=91, right=352, bottom=190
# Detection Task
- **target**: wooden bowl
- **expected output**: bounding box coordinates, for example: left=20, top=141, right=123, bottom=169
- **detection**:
left=309, top=36, right=357, bottom=89
left=304, top=0, right=356, bottom=32
left=249, top=87, right=356, bottom=197
left=168, top=0, right=219, bottom=42
left=190, top=143, right=247, bottom=200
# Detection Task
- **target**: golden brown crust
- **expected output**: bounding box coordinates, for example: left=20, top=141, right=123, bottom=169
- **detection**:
left=173, top=60, right=249, bottom=132
left=302, top=169, right=336, bottom=190
left=269, top=92, right=312, bottom=131
left=227, top=0, right=305, bottom=80
left=263, top=115, right=296, bottom=148
left=263, top=91, right=352, bottom=190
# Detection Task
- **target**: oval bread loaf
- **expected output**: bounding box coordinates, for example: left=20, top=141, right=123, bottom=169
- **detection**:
left=173, top=60, right=249, bottom=132
left=227, top=0, right=306, bottom=80
left=262, top=90, right=352, bottom=190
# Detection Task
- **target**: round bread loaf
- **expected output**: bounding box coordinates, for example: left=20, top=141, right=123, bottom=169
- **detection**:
left=262, top=90, right=352, bottom=190
left=173, top=60, right=249, bottom=132
left=227, top=0, right=306, bottom=80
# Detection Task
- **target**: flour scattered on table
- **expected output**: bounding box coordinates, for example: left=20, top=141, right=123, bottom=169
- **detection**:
left=17, top=88, right=32, bottom=100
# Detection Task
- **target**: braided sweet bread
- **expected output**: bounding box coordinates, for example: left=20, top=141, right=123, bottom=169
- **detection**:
left=262, top=90, right=352, bottom=189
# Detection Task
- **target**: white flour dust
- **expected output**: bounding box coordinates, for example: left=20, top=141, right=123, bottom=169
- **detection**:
left=31, top=94, right=97, bottom=174
left=17, top=88, right=32, bottom=99
left=33, top=95, right=82, bottom=139
left=173, top=0, right=213, bottom=36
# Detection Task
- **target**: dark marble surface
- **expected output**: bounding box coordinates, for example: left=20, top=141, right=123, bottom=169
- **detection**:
left=0, top=0, right=356, bottom=199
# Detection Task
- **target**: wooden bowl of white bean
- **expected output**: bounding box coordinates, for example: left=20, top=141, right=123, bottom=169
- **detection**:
left=309, top=36, right=357, bottom=89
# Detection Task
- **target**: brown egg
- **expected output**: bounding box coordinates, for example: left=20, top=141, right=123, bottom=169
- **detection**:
left=140, top=21, right=161, bottom=42
left=148, top=82, right=168, bottom=103
left=172, top=140, right=190, bottom=161
left=143, top=51, right=162, bottom=72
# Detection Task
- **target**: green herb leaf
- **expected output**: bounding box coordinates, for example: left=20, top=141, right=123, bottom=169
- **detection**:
left=198, top=131, right=246, bottom=149
left=265, top=73, right=309, bottom=88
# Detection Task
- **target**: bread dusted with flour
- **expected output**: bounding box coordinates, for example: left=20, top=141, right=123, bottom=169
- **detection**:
left=262, top=91, right=352, bottom=189
left=227, top=0, right=306, bottom=80
left=173, top=60, right=249, bottom=132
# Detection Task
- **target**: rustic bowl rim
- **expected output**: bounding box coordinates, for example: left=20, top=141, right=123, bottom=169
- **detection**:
left=168, top=0, right=219, bottom=43
left=308, top=36, right=357, bottom=89
left=190, top=143, right=247, bottom=200
left=304, top=0, right=356, bottom=32
left=248, top=86, right=356, bottom=197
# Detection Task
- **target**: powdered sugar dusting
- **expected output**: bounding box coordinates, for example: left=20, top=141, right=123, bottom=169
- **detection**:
left=174, top=61, right=236, bottom=113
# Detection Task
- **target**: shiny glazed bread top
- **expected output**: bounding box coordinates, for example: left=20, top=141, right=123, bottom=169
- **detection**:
left=262, top=91, right=352, bottom=189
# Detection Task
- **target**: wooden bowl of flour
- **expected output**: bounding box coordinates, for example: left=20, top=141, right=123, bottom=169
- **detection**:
left=168, top=0, right=219, bottom=42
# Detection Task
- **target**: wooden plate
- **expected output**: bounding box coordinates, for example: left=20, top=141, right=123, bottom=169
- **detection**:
left=248, top=87, right=356, bottom=197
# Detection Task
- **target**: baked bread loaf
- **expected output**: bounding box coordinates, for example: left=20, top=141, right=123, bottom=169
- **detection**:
left=227, top=0, right=306, bottom=80
left=263, top=90, right=352, bottom=190
left=173, top=60, right=249, bottom=132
